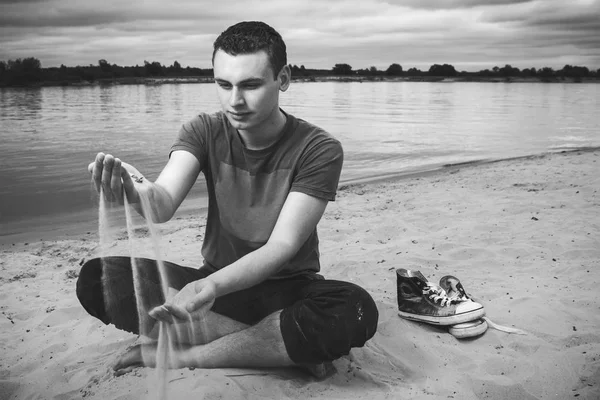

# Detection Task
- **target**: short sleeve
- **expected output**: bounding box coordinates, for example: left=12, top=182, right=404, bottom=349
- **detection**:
left=291, top=136, right=344, bottom=201
left=170, top=114, right=209, bottom=171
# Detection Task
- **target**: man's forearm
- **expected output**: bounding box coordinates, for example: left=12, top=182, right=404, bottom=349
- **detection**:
left=207, top=240, right=298, bottom=298
left=132, top=182, right=177, bottom=223
left=198, top=192, right=327, bottom=301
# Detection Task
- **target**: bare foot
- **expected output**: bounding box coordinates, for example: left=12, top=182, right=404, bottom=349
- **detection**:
left=112, top=344, right=157, bottom=376
left=300, top=361, right=336, bottom=380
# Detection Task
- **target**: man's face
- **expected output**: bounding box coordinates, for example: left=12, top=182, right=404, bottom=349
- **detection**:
left=213, top=49, right=286, bottom=133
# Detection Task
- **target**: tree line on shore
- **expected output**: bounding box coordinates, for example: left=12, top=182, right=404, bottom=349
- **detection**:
left=1, top=57, right=598, bottom=87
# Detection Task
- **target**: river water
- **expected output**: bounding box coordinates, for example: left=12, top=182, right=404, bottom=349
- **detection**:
left=1, top=81, right=598, bottom=241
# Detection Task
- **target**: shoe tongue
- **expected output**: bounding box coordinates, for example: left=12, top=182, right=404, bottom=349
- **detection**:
left=409, top=270, right=429, bottom=283
left=441, top=276, right=469, bottom=300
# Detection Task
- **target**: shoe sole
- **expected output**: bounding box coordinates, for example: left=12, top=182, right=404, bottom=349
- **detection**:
left=398, top=306, right=485, bottom=326
left=449, top=319, right=488, bottom=338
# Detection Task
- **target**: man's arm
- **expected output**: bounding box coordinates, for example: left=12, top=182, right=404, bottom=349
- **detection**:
left=89, top=150, right=201, bottom=223
left=141, top=150, right=201, bottom=222
left=208, top=191, right=328, bottom=295
left=158, top=191, right=328, bottom=317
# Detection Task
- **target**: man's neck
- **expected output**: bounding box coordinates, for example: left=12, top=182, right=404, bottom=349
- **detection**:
left=238, top=108, right=287, bottom=151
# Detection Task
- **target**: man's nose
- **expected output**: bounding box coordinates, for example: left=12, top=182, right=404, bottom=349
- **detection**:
left=229, top=87, right=244, bottom=107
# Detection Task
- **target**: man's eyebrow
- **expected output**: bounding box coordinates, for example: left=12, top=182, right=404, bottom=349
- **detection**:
left=240, top=78, right=265, bottom=84
left=214, top=77, right=265, bottom=85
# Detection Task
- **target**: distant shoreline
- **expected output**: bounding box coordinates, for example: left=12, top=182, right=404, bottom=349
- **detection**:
left=294, top=75, right=600, bottom=84
left=2, top=74, right=599, bottom=88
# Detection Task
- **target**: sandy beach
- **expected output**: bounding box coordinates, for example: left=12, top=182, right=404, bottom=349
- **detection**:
left=1, top=148, right=599, bottom=400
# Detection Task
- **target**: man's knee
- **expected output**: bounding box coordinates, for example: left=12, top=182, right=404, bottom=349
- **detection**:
left=76, top=256, right=136, bottom=328
left=332, top=282, right=379, bottom=349
left=76, top=258, right=107, bottom=323
left=349, top=283, right=379, bottom=343
left=280, top=281, right=379, bottom=364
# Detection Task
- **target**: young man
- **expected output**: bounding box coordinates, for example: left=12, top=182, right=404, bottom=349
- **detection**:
left=77, top=21, right=378, bottom=376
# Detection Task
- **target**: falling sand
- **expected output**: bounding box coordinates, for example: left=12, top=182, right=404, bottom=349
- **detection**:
left=98, top=188, right=178, bottom=400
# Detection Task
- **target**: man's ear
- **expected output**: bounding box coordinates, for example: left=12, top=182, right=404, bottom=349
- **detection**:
left=278, top=65, right=291, bottom=92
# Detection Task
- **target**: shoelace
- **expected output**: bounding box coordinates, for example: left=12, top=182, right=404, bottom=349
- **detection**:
left=446, top=290, right=469, bottom=302
left=423, top=284, right=462, bottom=307
left=482, top=317, right=527, bottom=335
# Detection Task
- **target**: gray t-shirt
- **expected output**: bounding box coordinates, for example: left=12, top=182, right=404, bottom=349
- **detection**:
left=171, top=110, right=343, bottom=278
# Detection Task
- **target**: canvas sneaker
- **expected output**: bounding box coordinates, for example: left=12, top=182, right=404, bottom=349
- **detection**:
left=396, top=268, right=485, bottom=326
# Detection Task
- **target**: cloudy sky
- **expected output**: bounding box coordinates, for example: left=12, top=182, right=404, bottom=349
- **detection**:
left=1, top=0, right=599, bottom=72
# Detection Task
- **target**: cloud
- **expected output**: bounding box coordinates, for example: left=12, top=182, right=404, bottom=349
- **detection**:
left=0, top=0, right=224, bottom=28
left=477, top=0, right=600, bottom=66
left=395, top=0, right=535, bottom=9
left=0, top=0, right=598, bottom=71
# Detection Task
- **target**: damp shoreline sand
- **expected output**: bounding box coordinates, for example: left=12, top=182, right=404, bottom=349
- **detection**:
left=1, top=149, right=599, bottom=399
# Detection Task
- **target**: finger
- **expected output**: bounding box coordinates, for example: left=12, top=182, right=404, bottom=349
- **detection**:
left=90, top=152, right=105, bottom=193
left=186, top=291, right=213, bottom=313
left=111, top=158, right=124, bottom=204
left=101, top=155, right=115, bottom=201
left=120, top=165, right=139, bottom=204
left=149, top=305, right=176, bottom=324
left=90, top=152, right=105, bottom=174
left=163, top=304, right=189, bottom=320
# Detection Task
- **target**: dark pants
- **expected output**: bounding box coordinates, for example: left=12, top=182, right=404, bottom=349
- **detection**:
left=76, top=256, right=379, bottom=364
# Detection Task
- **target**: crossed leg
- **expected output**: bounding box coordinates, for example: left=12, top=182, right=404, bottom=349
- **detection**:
left=113, top=310, right=295, bottom=374
left=77, top=256, right=378, bottom=377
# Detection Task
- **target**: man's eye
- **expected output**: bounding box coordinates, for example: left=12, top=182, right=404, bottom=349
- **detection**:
left=217, top=82, right=231, bottom=89
left=243, top=83, right=260, bottom=89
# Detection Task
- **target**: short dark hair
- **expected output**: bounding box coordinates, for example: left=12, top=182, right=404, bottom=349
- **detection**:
left=212, top=21, right=287, bottom=78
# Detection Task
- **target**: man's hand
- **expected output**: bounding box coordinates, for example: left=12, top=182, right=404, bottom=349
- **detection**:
left=149, top=279, right=217, bottom=323
left=88, top=152, right=143, bottom=204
